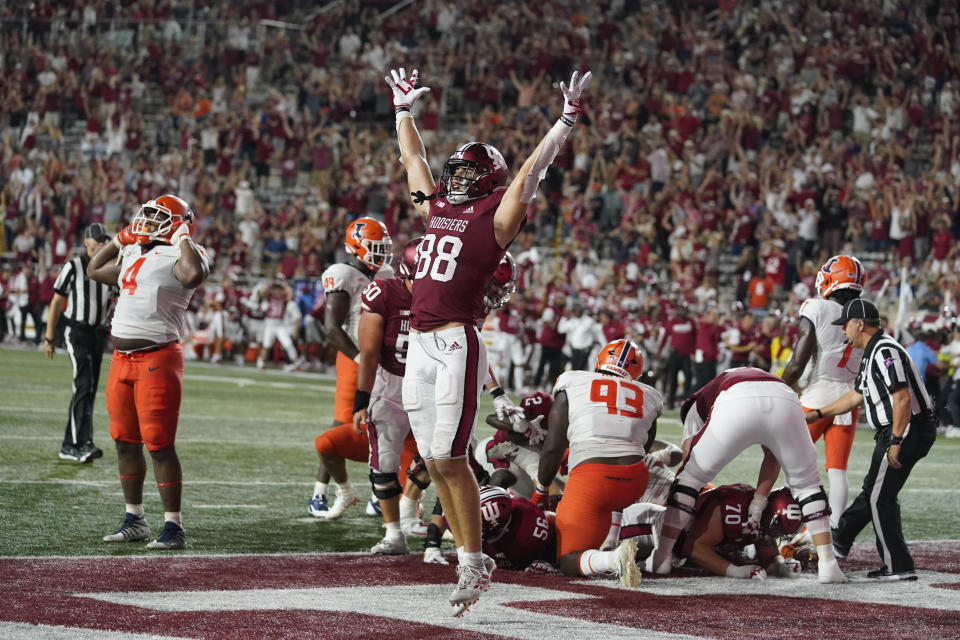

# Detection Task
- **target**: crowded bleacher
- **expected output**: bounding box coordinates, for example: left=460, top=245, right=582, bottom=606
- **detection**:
left=2, top=0, right=959, bottom=429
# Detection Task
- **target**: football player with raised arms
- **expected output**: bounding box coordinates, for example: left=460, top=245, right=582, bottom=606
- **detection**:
left=386, top=64, right=591, bottom=615
left=308, top=217, right=393, bottom=520
left=87, top=194, right=210, bottom=550
left=649, top=367, right=847, bottom=583
left=534, top=339, right=661, bottom=587
left=352, top=238, right=427, bottom=554
left=781, top=255, right=865, bottom=528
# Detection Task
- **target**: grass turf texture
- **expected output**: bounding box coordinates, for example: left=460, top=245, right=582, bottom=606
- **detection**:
left=1, top=345, right=958, bottom=558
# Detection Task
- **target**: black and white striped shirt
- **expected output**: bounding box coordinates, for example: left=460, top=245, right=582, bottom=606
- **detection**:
left=53, top=255, right=114, bottom=328
left=855, top=330, right=933, bottom=430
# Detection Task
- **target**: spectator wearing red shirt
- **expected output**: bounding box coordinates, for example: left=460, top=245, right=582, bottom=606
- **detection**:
left=533, top=293, right=567, bottom=391
left=693, top=304, right=724, bottom=392
left=659, top=306, right=696, bottom=407
left=599, top=309, right=625, bottom=343
left=726, top=310, right=758, bottom=367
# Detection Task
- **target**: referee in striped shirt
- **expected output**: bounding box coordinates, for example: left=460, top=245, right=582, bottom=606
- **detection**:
left=805, top=298, right=937, bottom=581
left=44, top=223, right=116, bottom=463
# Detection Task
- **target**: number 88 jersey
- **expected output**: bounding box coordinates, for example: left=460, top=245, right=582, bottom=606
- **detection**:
left=112, top=243, right=209, bottom=343
left=553, top=370, right=663, bottom=472
left=411, top=188, right=508, bottom=332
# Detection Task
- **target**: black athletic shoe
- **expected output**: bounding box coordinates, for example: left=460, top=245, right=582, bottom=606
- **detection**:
left=832, top=528, right=850, bottom=559
left=58, top=445, right=84, bottom=462
left=867, top=566, right=918, bottom=581
left=78, top=442, right=103, bottom=463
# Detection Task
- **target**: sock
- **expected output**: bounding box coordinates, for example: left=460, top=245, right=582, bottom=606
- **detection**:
left=456, top=546, right=465, bottom=564
left=463, top=550, right=483, bottom=567
left=399, top=495, right=419, bottom=521
left=817, top=543, right=836, bottom=562
left=602, top=511, right=623, bottom=548
left=578, top=549, right=614, bottom=576
left=384, top=521, right=401, bottom=535
left=313, top=481, right=328, bottom=498
left=424, top=523, right=442, bottom=549
left=827, top=468, right=848, bottom=528
left=336, top=480, right=355, bottom=495
left=126, top=503, right=144, bottom=517
left=164, top=511, right=182, bottom=526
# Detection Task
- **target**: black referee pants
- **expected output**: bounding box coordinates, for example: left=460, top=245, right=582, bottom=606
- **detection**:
left=834, top=412, right=937, bottom=573
left=62, top=323, right=108, bottom=448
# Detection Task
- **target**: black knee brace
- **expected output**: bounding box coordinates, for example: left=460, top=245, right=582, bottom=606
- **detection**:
left=797, top=485, right=831, bottom=522
left=666, top=480, right=700, bottom=514
left=406, top=456, right=431, bottom=491
left=369, top=470, right=402, bottom=500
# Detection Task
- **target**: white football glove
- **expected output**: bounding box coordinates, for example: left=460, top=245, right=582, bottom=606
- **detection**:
left=559, top=69, right=592, bottom=123
left=486, top=440, right=519, bottom=462
left=170, top=223, right=191, bottom=247
left=726, top=564, right=767, bottom=579
left=493, top=394, right=525, bottom=424
left=778, top=558, right=802, bottom=579
left=384, top=67, right=430, bottom=110
left=523, top=414, right=547, bottom=447
left=741, top=492, right=768, bottom=536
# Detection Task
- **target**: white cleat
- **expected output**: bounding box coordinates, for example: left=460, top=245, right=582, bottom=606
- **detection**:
left=423, top=547, right=449, bottom=565
left=450, top=555, right=495, bottom=617
left=614, top=538, right=643, bottom=587
left=371, top=532, right=409, bottom=555
left=818, top=558, right=847, bottom=584
left=324, top=489, right=360, bottom=520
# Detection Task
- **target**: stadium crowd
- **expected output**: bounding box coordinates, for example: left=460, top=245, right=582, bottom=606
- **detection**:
left=2, top=0, right=960, bottom=429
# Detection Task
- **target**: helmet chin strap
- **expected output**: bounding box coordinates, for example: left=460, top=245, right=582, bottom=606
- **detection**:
left=411, top=190, right=439, bottom=205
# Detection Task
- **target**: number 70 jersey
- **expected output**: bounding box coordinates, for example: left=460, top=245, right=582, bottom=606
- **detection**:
left=112, top=242, right=209, bottom=343
left=553, top=370, right=663, bottom=472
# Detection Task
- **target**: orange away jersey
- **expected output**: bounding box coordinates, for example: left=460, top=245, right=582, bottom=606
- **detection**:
left=112, top=243, right=209, bottom=343
left=553, top=370, right=663, bottom=471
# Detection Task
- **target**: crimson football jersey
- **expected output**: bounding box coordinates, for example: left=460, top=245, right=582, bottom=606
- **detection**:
left=265, top=290, right=287, bottom=320
left=411, top=188, right=509, bottom=331
left=520, top=391, right=553, bottom=421
left=359, top=278, right=411, bottom=377
left=687, top=483, right=765, bottom=556
left=482, top=497, right=555, bottom=570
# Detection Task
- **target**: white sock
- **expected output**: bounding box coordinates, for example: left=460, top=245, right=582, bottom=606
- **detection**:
left=817, top=543, right=837, bottom=562
left=578, top=549, right=615, bottom=575
left=399, top=495, right=419, bottom=521
left=164, top=511, right=182, bottom=526
left=126, top=503, right=144, bottom=517
left=463, top=551, right=483, bottom=566
left=827, top=468, right=848, bottom=528
left=313, top=481, right=328, bottom=498
left=384, top=521, right=401, bottom=535
left=456, top=546, right=465, bottom=564
left=336, top=480, right=355, bottom=495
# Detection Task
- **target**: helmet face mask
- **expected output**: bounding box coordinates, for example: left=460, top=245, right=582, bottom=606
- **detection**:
left=130, top=195, right=194, bottom=245
left=345, top=217, right=393, bottom=270
left=484, top=252, right=517, bottom=309
left=439, top=142, right=508, bottom=204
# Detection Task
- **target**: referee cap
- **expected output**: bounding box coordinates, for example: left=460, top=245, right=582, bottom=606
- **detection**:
left=832, top=298, right=879, bottom=325
left=84, top=223, right=111, bottom=241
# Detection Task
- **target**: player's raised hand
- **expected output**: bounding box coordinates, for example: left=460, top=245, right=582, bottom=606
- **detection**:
left=385, top=67, right=430, bottom=110
left=170, top=222, right=192, bottom=246
left=114, top=225, right=139, bottom=248
left=559, top=69, right=592, bottom=123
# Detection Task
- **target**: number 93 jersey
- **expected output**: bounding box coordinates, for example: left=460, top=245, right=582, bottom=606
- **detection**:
left=553, top=370, right=663, bottom=472
left=797, top=297, right=863, bottom=412
left=112, top=243, right=210, bottom=343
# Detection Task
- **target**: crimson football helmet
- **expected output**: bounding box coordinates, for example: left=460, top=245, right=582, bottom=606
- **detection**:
left=816, top=255, right=864, bottom=298
left=345, top=217, right=393, bottom=270
left=521, top=391, right=554, bottom=421
left=762, top=488, right=803, bottom=538
left=130, top=194, right=195, bottom=244
left=596, top=338, right=645, bottom=380
left=479, top=485, right=513, bottom=538
left=484, top=252, right=518, bottom=309
left=398, top=236, right=422, bottom=281
left=439, top=142, right=508, bottom=204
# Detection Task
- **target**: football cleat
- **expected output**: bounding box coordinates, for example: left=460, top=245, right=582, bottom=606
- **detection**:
left=307, top=494, right=329, bottom=518
left=818, top=558, right=847, bottom=584
left=371, top=532, right=409, bottom=555
left=324, top=488, right=360, bottom=520
left=423, top=547, right=449, bottom=565
left=103, top=513, right=151, bottom=543
left=146, top=521, right=186, bottom=550
left=365, top=496, right=382, bottom=517
left=614, top=538, right=643, bottom=588
left=400, top=517, right=429, bottom=537
left=450, top=555, right=496, bottom=617
left=866, top=567, right=917, bottom=581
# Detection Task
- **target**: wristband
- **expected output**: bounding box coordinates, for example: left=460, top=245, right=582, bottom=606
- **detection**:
left=489, top=386, right=505, bottom=399
left=353, top=390, right=371, bottom=414
left=534, top=481, right=548, bottom=495
left=815, top=409, right=823, bottom=419
left=888, top=434, right=902, bottom=446
left=112, top=236, right=123, bottom=250
left=44, top=337, right=54, bottom=344
left=395, top=109, right=413, bottom=126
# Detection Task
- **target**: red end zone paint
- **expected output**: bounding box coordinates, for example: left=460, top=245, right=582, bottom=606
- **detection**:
left=0, top=543, right=958, bottom=640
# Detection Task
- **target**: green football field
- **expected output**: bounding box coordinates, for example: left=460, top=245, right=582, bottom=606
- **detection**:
left=1, top=346, right=957, bottom=558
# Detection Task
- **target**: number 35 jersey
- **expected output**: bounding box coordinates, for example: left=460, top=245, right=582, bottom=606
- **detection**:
left=411, top=188, right=508, bottom=331
left=112, top=242, right=209, bottom=343
left=553, top=370, right=663, bottom=471
left=797, top=297, right=863, bottom=419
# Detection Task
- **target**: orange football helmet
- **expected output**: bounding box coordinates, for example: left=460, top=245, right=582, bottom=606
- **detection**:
left=130, top=194, right=195, bottom=244
left=345, top=217, right=393, bottom=270
left=596, top=338, right=645, bottom=379
left=816, top=255, right=864, bottom=298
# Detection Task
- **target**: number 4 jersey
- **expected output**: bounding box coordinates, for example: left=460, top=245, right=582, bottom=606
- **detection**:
left=797, top=297, right=863, bottom=421
left=112, top=242, right=210, bottom=343
left=553, top=370, right=663, bottom=472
